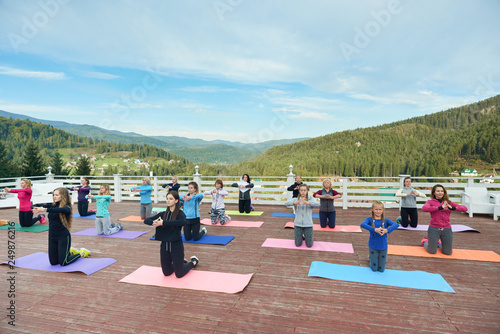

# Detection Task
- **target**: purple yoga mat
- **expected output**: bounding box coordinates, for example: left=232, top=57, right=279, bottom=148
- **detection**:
left=2, top=252, right=116, bottom=275
left=72, top=228, right=149, bottom=239
left=397, top=224, right=479, bottom=233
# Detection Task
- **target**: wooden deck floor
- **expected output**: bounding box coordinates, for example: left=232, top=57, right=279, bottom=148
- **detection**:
left=1, top=202, right=499, bottom=334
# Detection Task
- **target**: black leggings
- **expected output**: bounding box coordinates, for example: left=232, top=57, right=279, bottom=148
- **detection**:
left=160, top=240, right=194, bottom=278
left=184, top=218, right=206, bottom=241
left=48, top=233, right=81, bottom=266
left=78, top=201, right=93, bottom=216
left=239, top=199, right=251, bottom=213
left=19, top=211, right=41, bottom=227
left=400, top=207, right=418, bottom=228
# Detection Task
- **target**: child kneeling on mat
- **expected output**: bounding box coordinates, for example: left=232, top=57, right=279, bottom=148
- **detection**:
left=32, top=187, right=91, bottom=265
left=204, top=179, right=231, bottom=225
left=285, top=184, right=319, bottom=247
left=360, top=201, right=399, bottom=272
left=144, top=191, right=199, bottom=278
left=87, top=184, right=123, bottom=235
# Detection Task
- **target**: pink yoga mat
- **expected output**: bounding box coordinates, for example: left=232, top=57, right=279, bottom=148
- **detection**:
left=119, top=265, right=253, bottom=294
left=397, top=224, right=479, bottom=233
left=284, top=222, right=362, bottom=232
left=261, top=238, right=354, bottom=253
left=200, top=218, right=264, bottom=228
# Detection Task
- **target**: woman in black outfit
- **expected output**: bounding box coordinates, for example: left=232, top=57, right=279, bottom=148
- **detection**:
left=144, top=191, right=199, bottom=278
left=32, top=187, right=90, bottom=265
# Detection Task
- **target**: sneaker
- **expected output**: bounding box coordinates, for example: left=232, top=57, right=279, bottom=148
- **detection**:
left=250, top=205, right=255, bottom=211
left=38, top=214, right=47, bottom=224
left=190, top=256, right=199, bottom=268
left=89, top=209, right=97, bottom=213
left=80, top=248, right=91, bottom=258
left=184, top=258, right=188, bottom=264
left=201, top=227, right=207, bottom=235
left=226, top=215, right=231, bottom=221
left=69, top=247, right=79, bottom=256
left=396, top=216, right=402, bottom=224
left=421, top=238, right=428, bottom=247
left=110, top=223, right=116, bottom=228
left=117, top=223, right=124, bottom=230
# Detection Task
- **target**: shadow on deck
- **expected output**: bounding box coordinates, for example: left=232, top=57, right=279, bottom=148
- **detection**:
left=1, top=202, right=499, bottom=333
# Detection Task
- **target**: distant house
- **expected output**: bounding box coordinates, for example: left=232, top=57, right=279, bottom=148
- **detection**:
left=449, top=170, right=459, bottom=177
left=134, top=159, right=142, bottom=164
left=461, top=168, right=478, bottom=176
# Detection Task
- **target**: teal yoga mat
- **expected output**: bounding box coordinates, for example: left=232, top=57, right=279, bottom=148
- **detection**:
left=0, top=223, right=49, bottom=232
left=308, top=261, right=455, bottom=293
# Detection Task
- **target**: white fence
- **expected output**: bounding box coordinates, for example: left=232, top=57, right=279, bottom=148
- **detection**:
left=1, top=166, right=499, bottom=210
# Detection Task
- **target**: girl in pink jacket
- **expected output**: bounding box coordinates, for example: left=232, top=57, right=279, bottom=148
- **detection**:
left=421, top=184, right=467, bottom=255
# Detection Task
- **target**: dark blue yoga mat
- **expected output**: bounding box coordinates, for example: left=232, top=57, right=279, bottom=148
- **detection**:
left=150, top=235, right=234, bottom=245
left=308, top=261, right=455, bottom=293
left=271, top=212, right=319, bottom=219
left=73, top=213, right=96, bottom=219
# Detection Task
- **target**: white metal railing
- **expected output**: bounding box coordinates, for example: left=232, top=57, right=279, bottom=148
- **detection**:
left=1, top=167, right=499, bottom=210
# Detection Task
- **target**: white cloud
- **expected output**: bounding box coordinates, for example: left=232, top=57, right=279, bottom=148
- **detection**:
left=81, top=71, right=123, bottom=80
left=180, top=86, right=238, bottom=93
left=0, top=66, right=66, bottom=80
left=288, top=111, right=334, bottom=120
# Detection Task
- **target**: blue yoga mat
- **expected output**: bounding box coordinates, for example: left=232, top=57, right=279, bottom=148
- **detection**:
left=308, top=261, right=455, bottom=293
left=73, top=213, right=96, bottom=219
left=271, top=212, right=319, bottom=219
left=150, top=235, right=234, bottom=245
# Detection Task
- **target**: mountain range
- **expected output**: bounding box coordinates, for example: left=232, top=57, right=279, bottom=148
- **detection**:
left=0, top=110, right=308, bottom=164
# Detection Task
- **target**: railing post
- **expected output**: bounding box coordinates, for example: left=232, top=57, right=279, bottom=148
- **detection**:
left=342, top=177, right=348, bottom=209
left=286, top=165, right=294, bottom=203
left=45, top=166, right=54, bottom=183
left=153, top=176, right=159, bottom=204
left=113, top=174, right=122, bottom=202
left=467, top=178, right=474, bottom=187
left=193, top=165, right=201, bottom=187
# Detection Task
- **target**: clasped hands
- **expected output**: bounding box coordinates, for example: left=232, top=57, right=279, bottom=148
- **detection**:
left=152, top=217, right=163, bottom=227
left=374, top=227, right=386, bottom=236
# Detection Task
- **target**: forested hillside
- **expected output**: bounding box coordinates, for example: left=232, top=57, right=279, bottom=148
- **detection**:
left=1, top=95, right=498, bottom=178
left=0, top=117, right=192, bottom=176
left=212, top=95, right=499, bottom=177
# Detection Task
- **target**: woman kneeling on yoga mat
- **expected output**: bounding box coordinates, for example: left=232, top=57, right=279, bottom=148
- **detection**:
left=32, top=187, right=90, bottom=266
left=144, top=191, right=199, bottom=278
left=421, top=184, right=467, bottom=255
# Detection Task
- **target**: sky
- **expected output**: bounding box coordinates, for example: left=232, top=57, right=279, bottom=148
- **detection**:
left=0, top=0, right=499, bottom=143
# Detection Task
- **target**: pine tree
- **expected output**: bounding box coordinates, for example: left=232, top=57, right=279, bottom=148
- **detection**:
left=0, top=141, right=17, bottom=177
left=51, top=150, right=68, bottom=175
left=75, top=155, right=92, bottom=175
left=21, top=141, right=46, bottom=176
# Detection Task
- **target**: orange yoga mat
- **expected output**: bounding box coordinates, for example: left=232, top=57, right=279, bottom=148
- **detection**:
left=388, top=245, right=500, bottom=262
left=118, top=216, right=144, bottom=222
left=284, top=222, right=362, bottom=232
left=119, top=265, right=253, bottom=294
